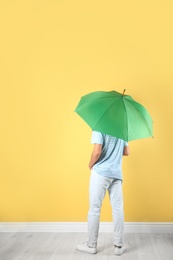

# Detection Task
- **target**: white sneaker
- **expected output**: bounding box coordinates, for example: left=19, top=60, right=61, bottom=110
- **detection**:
left=76, top=243, right=97, bottom=254
left=114, top=245, right=127, bottom=255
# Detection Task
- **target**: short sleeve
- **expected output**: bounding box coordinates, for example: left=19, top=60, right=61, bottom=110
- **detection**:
left=91, top=131, right=103, bottom=144
left=124, top=141, right=128, bottom=146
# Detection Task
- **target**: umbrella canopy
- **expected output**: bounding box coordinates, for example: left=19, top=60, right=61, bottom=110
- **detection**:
left=74, top=90, right=153, bottom=142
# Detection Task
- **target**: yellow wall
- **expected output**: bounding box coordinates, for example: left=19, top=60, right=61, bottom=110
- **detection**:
left=0, top=0, right=173, bottom=222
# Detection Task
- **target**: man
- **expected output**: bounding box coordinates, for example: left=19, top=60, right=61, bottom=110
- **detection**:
left=77, top=130, right=130, bottom=256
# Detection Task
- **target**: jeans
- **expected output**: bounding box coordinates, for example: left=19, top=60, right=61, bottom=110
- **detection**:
left=87, top=169, right=124, bottom=248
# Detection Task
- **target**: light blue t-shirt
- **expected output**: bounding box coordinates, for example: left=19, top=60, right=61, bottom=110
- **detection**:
left=91, top=131, right=128, bottom=180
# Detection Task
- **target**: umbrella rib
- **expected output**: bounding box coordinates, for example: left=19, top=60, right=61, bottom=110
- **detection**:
left=122, top=98, right=129, bottom=140
left=92, top=100, right=117, bottom=131
left=126, top=100, right=153, bottom=137
left=136, top=108, right=153, bottom=136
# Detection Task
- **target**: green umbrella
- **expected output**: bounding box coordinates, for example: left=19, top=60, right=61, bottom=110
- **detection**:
left=74, top=90, right=153, bottom=142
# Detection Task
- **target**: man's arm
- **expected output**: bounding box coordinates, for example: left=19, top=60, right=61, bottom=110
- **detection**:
left=88, top=143, right=102, bottom=170
left=123, top=145, right=130, bottom=156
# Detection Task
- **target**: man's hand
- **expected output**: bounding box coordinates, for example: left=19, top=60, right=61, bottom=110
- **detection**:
left=88, top=143, right=102, bottom=170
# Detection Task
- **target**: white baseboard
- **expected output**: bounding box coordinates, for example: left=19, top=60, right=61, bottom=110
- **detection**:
left=0, top=222, right=173, bottom=233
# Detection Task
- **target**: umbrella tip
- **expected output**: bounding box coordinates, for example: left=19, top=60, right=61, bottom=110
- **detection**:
left=122, top=89, right=126, bottom=96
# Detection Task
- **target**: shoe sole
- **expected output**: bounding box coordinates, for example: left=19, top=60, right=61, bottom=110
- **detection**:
left=76, top=246, right=97, bottom=254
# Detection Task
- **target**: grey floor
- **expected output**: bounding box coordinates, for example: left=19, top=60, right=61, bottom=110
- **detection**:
left=0, top=232, right=172, bottom=260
